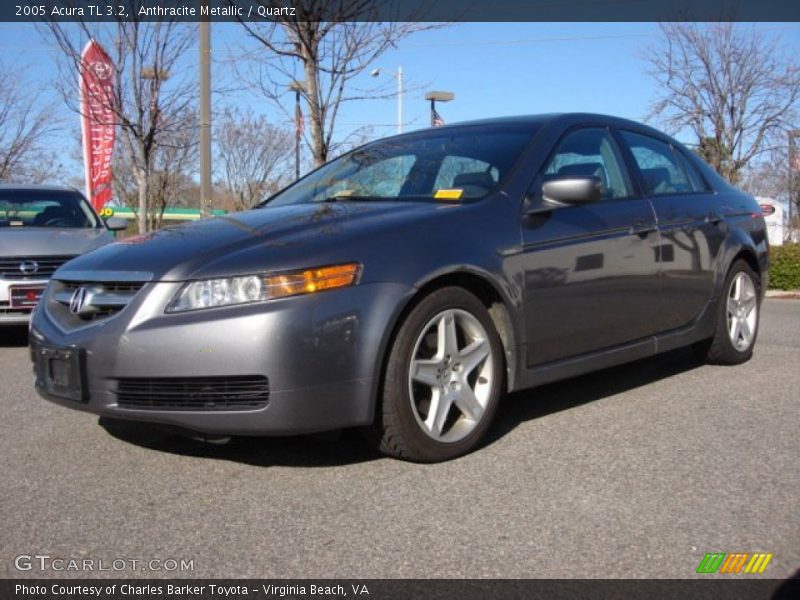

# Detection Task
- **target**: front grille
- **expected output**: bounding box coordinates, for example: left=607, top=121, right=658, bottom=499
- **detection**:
left=47, top=280, right=146, bottom=328
left=0, top=256, right=75, bottom=279
left=114, top=376, right=270, bottom=411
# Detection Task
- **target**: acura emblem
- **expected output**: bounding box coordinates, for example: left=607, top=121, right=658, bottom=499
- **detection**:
left=69, top=287, right=89, bottom=315
left=19, top=260, right=39, bottom=275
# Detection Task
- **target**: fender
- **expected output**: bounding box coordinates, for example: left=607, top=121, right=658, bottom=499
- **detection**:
left=712, top=215, right=768, bottom=299
left=366, top=264, right=524, bottom=419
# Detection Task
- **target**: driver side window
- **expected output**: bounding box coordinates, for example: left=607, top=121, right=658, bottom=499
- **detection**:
left=543, top=128, right=631, bottom=199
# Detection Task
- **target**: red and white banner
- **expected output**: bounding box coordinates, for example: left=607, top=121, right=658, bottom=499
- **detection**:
left=79, top=39, right=115, bottom=212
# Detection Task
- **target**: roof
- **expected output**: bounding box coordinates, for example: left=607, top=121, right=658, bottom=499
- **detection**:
left=0, top=184, right=82, bottom=194
left=445, top=112, right=652, bottom=131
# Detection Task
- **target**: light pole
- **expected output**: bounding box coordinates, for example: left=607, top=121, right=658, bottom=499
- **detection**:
left=397, top=66, right=403, bottom=134
left=289, top=80, right=306, bottom=180
left=370, top=67, right=403, bottom=134
left=424, top=91, right=454, bottom=127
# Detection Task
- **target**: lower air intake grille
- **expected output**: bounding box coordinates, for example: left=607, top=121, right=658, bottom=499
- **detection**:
left=115, top=376, right=269, bottom=411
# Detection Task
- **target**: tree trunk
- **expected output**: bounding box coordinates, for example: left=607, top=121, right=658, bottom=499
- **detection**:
left=298, top=24, right=326, bottom=168
left=135, top=166, right=148, bottom=234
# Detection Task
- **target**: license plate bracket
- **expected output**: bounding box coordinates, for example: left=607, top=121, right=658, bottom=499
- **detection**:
left=9, top=285, right=45, bottom=308
left=34, top=345, right=87, bottom=403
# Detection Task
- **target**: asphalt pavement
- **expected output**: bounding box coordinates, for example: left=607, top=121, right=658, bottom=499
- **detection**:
left=1, top=300, right=798, bottom=579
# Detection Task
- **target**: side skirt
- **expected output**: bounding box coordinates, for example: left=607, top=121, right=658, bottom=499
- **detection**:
left=514, top=299, right=718, bottom=391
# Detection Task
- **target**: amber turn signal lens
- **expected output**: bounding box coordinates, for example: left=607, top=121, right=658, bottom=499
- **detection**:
left=265, top=263, right=360, bottom=299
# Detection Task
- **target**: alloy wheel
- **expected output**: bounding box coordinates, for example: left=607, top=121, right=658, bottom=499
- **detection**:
left=726, top=271, right=758, bottom=352
left=407, top=309, right=494, bottom=443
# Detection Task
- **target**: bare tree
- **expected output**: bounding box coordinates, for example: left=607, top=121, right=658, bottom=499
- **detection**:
left=113, top=112, right=198, bottom=230
left=148, top=115, right=199, bottom=230
left=645, top=22, right=800, bottom=183
left=239, top=1, right=437, bottom=168
left=46, top=19, right=197, bottom=232
left=739, top=146, right=793, bottom=200
left=214, top=108, right=293, bottom=211
left=0, top=61, right=61, bottom=182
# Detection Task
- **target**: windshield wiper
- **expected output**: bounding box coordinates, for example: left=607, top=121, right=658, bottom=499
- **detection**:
left=322, top=195, right=385, bottom=203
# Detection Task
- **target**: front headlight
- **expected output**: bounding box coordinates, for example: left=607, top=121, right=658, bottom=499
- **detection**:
left=167, top=263, right=361, bottom=313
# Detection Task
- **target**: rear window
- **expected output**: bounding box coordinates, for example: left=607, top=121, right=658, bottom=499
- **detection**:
left=620, top=131, right=705, bottom=195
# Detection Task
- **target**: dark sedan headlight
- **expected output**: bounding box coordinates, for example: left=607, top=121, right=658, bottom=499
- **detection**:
left=167, top=263, right=361, bottom=312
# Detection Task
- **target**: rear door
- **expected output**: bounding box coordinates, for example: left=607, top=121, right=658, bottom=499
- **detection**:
left=617, top=130, right=724, bottom=331
left=521, top=126, right=662, bottom=366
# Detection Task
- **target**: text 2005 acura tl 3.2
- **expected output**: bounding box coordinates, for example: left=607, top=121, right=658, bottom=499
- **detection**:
left=31, top=114, right=768, bottom=462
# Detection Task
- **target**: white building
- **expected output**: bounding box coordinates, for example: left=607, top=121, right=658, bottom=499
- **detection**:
left=756, top=197, right=785, bottom=246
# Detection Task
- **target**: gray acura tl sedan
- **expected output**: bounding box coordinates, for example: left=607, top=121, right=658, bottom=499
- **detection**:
left=30, top=114, right=768, bottom=462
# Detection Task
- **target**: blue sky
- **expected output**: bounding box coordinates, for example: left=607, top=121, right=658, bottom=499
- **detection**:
left=1, top=21, right=799, bottom=174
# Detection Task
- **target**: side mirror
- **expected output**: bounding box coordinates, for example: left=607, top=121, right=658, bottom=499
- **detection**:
left=104, top=216, right=128, bottom=231
left=542, top=176, right=603, bottom=205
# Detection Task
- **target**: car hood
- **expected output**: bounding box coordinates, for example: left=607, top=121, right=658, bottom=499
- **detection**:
left=56, top=201, right=450, bottom=281
left=0, top=228, right=112, bottom=257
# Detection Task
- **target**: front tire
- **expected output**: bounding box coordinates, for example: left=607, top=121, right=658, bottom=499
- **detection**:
left=371, top=287, right=504, bottom=462
left=695, top=259, right=761, bottom=365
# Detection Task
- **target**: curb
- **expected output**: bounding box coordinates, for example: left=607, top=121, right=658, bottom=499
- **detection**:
left=765, top=290, right=800, bottom=299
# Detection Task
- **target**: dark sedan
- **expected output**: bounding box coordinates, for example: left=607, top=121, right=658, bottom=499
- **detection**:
left=30, top=114, right=768, bottom=462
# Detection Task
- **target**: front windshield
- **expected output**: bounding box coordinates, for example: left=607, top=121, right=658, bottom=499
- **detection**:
left=266, top=125, right=537, bottom=207
left=0, top=192, right=99, bottom=229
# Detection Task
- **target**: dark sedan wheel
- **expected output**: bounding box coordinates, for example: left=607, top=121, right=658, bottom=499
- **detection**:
left=695, top=260, right=760, bottom=365
left=372, top=287, right=503, bottom=462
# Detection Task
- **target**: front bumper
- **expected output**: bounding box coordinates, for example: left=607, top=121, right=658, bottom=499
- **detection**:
left=30, top=280, right=412, bottom=435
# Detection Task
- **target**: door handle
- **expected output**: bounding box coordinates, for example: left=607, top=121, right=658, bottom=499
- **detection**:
left=706, top=211, right=725, bottom=225
left=630, top=219, right=657, bottom=236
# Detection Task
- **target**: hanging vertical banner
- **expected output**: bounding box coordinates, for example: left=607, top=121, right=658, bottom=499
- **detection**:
left=80, top=39, right=115, bottom=212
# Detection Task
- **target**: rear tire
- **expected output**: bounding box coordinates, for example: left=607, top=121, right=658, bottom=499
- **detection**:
left=369, top=287, right=504, bottom=462
left=694, top=260, right=760, bottom=365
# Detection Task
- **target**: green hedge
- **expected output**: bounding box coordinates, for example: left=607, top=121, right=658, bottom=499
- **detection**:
left=769, top=243, right=800, bottom=290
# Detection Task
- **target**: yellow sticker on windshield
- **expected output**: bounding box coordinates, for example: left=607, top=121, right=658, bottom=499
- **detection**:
left=434, top=189, right=463, bottom=201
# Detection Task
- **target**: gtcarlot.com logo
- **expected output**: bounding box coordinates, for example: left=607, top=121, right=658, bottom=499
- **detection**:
left=14, top=554, right=194, bottom=572
left=696, top=552, right=773, bottom=574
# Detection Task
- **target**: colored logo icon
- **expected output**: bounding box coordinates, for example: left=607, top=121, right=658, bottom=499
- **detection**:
left=696, top=552, right=773, bottom=574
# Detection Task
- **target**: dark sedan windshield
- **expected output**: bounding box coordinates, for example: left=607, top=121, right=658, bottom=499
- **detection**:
left=266, top=125, right=537, bottom=207
left=0, top=191, right=99, bottom=228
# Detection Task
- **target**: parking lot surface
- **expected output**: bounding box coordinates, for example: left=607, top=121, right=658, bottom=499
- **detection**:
left=1, top=300, right=798, bottom=579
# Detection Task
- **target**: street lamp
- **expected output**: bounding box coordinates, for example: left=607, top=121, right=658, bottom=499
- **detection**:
left=288, top=80, right=307, bottom=181
left=425, top=91, right=454, bottom=127
left=371, top=66, right=403, bottom=134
